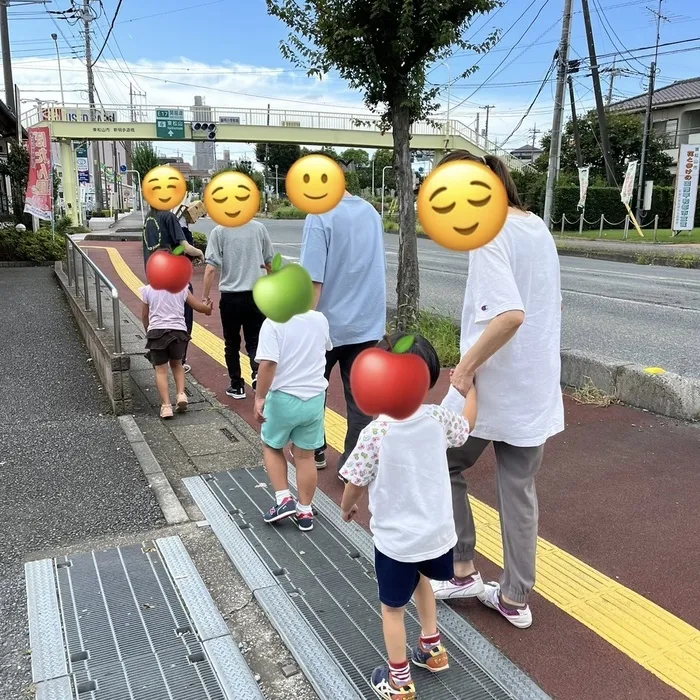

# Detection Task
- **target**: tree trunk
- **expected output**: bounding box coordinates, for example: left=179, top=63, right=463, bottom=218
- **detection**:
left=392, top=104, right=419, bottom=332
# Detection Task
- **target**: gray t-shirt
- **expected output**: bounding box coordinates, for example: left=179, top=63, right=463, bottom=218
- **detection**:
left=205, top=220, right=274, bottom=292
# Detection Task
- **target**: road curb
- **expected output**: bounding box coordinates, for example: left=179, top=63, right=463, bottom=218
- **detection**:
left=561, top=349, right=700, bottom=422
left=118, top=414, right=190, bottom=525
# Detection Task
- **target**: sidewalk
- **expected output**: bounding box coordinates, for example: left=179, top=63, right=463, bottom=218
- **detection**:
left=86, top=239, right=700, bottom=700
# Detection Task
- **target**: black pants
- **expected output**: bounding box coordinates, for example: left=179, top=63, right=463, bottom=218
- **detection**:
left=219, top=291, right=264, bottom=388
left=319, top=340, right=378, bottom=466
left=182, top=283, right=194, bottom=363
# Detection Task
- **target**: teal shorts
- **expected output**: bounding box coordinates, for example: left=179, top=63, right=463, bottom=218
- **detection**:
left=261, top=390, right=325, bottom=451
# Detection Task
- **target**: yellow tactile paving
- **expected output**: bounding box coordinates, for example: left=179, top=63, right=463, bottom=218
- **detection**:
left=89, top=245, right=700, bottom=699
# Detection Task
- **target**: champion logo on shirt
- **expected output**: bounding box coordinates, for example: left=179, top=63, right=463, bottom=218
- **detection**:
left=481, top=305, right=488, bottom=311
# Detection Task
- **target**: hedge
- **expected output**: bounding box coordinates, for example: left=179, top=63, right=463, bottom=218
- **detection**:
left=552, top=185, right=700, bottom=230
left=0, top=216, right=70, bottom=264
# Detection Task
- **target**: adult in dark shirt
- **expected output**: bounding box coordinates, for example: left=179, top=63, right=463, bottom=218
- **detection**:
left=142, top=207, right=203, bottom=267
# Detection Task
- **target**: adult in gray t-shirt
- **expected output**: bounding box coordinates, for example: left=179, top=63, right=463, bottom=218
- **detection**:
left=203, top=219, right=274, bottom=399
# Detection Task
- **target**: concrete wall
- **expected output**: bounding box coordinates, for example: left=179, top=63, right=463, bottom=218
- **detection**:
left=54, top=262, right=132, bottom=415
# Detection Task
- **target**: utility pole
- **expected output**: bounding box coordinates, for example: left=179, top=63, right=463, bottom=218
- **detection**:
left=605, top=59, right=621, bottom=106
left=83, top=0, right=103, bottom=210
left=543, top=0, right=574, bottom=228
left=529, top=124, right=541, bottom=160
left=475, top=111, right=480, bottom=146
left=0, top=0, right=15, bottom=113
left=636, top=0, right=666, bottom=221
left=481, top=105, right=494, bottom=143
left=581, top=0, right=616, bottom=185
left=568, top=76, right=583, bottom=168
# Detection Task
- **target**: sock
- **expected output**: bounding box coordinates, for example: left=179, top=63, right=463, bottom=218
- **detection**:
left=296, top=503, right=313, bottom=515
left=388, top=660, right=411, bottom=687
left=275, top=490, right=292, bottom=506
left=420, top=630, right=441, bottom=649
left=499, top=593, right=526, bottom=611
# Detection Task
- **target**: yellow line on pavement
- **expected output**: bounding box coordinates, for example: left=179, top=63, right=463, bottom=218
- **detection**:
left=90, top=244, right=700, bottom=699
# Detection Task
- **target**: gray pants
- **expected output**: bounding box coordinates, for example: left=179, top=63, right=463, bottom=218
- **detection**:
left=448, top=438, right=544, bottom=604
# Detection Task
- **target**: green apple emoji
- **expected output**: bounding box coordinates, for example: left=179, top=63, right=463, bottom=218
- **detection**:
left=253, top=253, right=314, bottom=323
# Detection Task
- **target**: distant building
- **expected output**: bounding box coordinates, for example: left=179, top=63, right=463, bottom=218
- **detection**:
left=216, top=148, right=232, bottom=171
left=611, top=76, right=700, bottom=179
left=192, top=96, right=216, bottom=173
left=510, top=144, right=544, bottom=162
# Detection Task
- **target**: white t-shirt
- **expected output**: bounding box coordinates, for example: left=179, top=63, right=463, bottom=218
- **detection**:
left=442, top=211, right=564, bottom=447
left=339, top=405, right=470, bottom=563
left=255, top=310, right=332, bottom=400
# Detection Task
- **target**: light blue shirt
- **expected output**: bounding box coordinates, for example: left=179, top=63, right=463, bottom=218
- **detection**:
left=300, top=195, right=386, bottom=347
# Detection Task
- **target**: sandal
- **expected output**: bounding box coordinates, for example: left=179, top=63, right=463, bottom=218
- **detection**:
left=160, top=404, right=174, bottom=419
left=176, top=393, right=188, bottom=413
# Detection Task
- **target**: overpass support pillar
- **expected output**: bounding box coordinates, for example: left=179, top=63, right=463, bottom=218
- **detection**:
left=58, top=139, right=81, bottom=227
left=433, top=149, right=445, bottom=168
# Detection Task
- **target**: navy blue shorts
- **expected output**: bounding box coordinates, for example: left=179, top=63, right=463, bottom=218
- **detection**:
left=374, top=547, right=454, bottom=608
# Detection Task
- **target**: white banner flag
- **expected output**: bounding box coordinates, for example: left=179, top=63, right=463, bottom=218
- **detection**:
left=621, top=160, right=637, bottom=205
left=577, top=166, right=590, bottom=209
left=671, top=145, right=700, bottom=231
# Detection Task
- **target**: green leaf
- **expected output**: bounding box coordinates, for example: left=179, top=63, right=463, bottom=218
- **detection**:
left=271, top=253, right=282, bottom=273
left=172, top=245, right=184, bottom=256
left=393, top=334, right=414, bottom=354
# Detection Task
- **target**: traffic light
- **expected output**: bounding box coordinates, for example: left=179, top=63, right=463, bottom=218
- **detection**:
left=191, top=122, right=216, bottom=140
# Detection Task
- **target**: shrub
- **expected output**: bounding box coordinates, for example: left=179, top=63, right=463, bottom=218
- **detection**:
left=0, top=224, right=66, bottom=264
left=191, top=231, right=207, bottom=254
left=273, top=206, right=306, bottom=219
left=386, top=309, right=460, bottom=367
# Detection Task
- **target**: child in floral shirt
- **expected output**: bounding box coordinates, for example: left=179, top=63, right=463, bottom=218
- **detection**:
left=340, top=334, right=477, bottom=700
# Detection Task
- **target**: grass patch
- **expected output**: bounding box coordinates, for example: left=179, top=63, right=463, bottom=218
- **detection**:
left=568, top=377, right=618, bottom=407
left=273, top=205, right=306, bottom=219
left=388, top=309, right=460, bottom=367
left=559, top=228, right=700, bottom=244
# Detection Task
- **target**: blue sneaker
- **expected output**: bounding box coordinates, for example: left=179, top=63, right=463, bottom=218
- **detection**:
left=370, top=666, right=415, bottom=699
left=295, top=511, right=314, bottom=532
left=411, top=641, right=449, bottom=672
left=263, top=497, right=297, bottom=524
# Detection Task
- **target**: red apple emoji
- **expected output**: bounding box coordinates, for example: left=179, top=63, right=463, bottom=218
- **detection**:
left=146, top=246, right=192, bottom=293
left=350, top=335, right=430, bottom=420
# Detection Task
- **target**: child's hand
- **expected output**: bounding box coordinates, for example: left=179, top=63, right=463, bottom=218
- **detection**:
left=341, top=504, right=358, bottom=522
left=253, top=397, right=266, bottom=423
left=204, top=300, right=213, bottom=316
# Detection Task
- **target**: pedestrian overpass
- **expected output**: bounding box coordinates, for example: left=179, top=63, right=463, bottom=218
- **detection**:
left=22, top=102, right=527, bottom=224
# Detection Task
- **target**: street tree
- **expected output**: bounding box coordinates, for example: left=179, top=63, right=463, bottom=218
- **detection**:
left=131, top=142, right=160, bottom=183
left=0, top=140, right=29, bottom=223
left=254, top=143, right=301, bottom=175
left=216, top=160, right=265, bottom=193
left=373, top=148, right=396, bottom=193
left=536, top=111, right=674, bottom=186
left=266, top=0, right=500, bottom=329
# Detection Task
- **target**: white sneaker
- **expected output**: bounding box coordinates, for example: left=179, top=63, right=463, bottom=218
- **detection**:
left=478, top=581, right=533, bottom=629
left=432, top=572, right=485, bottom=600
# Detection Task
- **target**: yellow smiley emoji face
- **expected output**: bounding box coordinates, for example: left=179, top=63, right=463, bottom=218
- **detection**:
left=204, top=171, right=260, bottom=227
left=286, top=154, right=345, bottom=214
left=142, top=166, right=187, bottom=211
left=417, top=161, right=508, bottom=251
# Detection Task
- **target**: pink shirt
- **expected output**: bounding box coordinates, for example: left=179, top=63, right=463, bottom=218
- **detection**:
left=140, top=285, right=188, bottom=332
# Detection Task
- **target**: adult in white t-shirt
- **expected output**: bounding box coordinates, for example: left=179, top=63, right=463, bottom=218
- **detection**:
left=433, top=150, right=564, bottom=630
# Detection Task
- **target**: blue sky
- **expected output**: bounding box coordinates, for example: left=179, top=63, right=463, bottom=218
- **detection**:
left=7, top=0, right=700, bottom=160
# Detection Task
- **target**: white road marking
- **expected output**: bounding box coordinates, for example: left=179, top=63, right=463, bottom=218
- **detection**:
left=563, top=288, right=700, bottom=312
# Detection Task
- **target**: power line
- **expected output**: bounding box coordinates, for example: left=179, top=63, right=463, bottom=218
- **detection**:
left=591, top=0, right=648, bottom=73
left=116, top=0, right=225, bottom=24
left=91, top=0, right=122, bottom=64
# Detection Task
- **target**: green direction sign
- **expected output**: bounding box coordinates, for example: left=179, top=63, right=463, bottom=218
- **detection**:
left=156, top=108, right=185, bottom=139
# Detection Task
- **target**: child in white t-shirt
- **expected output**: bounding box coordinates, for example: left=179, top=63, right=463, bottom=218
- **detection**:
left=254, top=310, right=332, bottom=532
left=339, top=334, right=477, bottom=700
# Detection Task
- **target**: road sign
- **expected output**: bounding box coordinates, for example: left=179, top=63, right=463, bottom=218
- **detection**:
left=119, top=164, right=127, bottom=173
left=156, top=108, right=185, bottom=139
left=76, top=144, right=89, bottom=184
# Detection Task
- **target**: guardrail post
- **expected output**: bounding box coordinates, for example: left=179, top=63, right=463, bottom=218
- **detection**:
left=579, top=213, right=584, bottom=234
left=73, top=245, right=80, bottom=296
left=599, top=214, right=604, bottom=238
left=560, top=215, right=565, bottom=237
left=95, top=276, right=104, bottom=329
left=623, top=215, right=629, bottom=239
left=65, top=236, right=72, bottom=284
left=653, top=215, right=659, bottom=242
left=112, top=291, right=122, bottom=354
left=81, top=256, right=91, bottom=311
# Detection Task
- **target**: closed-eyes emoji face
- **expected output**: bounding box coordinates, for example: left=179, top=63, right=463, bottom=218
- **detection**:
left=416, top=161, right=508, bottom=251
left=286, top=154, right=345, bottom=214
left=142, top=166, right=187, bottom=211
left=204, top=171, right=260, bottom=227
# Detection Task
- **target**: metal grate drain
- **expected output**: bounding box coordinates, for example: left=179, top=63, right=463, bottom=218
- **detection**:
left=26, top=537, right=264, bottom=700
left=203, top=468, right=531, bottom=700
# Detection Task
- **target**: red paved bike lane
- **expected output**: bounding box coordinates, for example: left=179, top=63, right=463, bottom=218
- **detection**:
left=87, top=242, right=698, bottom=700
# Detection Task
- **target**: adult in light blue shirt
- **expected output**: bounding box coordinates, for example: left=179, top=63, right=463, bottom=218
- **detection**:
left=300, top=192, right=386, bottom=471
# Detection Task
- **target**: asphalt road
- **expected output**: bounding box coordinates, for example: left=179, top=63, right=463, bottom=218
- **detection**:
left=193, top=217, right=700, bottom=378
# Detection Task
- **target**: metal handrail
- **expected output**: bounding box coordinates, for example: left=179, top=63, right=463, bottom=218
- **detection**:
left=63, top=234, right=122, bottom=353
